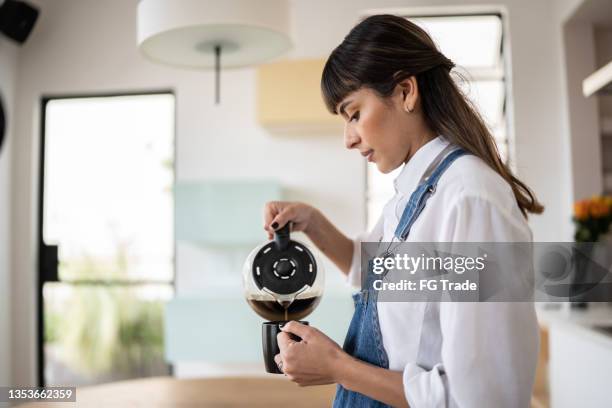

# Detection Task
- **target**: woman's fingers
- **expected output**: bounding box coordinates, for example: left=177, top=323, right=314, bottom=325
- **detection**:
left=263, top=201, right=280, bottom=234
left=274, top=324, right=343, bottom=387
left=263, top=201, right=295, bottom=234
left=263, top=201, right=313, bottom=239
left=277, top=331, right=297, bottom=352
left=274, top=353, right=283, bottom=372
left=270, top=205, right=296, bottom=233
left=281, top=321, right=313, bottom=340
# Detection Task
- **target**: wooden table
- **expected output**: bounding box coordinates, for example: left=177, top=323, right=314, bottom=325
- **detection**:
left=18, top=377, right=337, bottom=407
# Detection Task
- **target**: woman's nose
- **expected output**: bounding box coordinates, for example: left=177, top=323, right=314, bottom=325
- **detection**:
left=344, top=125, right=360, bottom=149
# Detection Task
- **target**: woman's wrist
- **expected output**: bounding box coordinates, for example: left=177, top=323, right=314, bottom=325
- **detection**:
left=330, top=349, right=357, bottom=388
left=303, top=207, right=322, bottom=237
left=331, top=353, right=409, bottom=407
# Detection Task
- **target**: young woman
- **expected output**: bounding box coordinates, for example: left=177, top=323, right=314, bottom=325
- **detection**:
left=263, top=14, right=543, bottom=408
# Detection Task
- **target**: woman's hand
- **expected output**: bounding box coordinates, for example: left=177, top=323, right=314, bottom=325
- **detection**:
left=275, top=322, right=409, bottom=407
left=263, top=201, right=318, bottom=240
left=263, top=201, right=354, bottom=275
left=274, top=321, right=347, bottom=386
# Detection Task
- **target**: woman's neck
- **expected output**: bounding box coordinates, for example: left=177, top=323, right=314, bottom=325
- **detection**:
left=403, top=128, right=438, bottom=164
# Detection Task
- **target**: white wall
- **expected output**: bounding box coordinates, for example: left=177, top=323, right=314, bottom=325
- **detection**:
left=554, top=0, right=586, bottom=23
left=0, top=36, right=18, bottom=388
left=563, top=23, right=602, bottom=200
left=10, top=0, right=578, bottom=384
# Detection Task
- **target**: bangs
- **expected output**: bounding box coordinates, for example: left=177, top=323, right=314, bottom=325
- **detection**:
left=320, top=49, right=361, bottom=114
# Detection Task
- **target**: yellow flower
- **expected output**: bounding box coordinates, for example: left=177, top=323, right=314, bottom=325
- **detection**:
left=574, top=200, right=590, bottom=221
left=589, top=197, right=610, bottom=218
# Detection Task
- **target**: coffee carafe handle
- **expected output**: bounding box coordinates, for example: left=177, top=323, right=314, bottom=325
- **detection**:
left=274, top=222, right=291, bottom=251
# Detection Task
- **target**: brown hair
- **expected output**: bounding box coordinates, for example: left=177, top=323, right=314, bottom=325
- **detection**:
left=321, top=14, right=543, bottom=217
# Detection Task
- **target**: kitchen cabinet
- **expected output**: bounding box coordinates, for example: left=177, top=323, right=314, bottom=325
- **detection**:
left=164, top=290, right=353, bottom=372
left=563, top=1, right=612, bottom=200
left=581, top=22, right=612, bottom=194
left=174, top=180, right=281, bottom=246
left=256, top=58, right=343, bottom=134
left=539, top=305, right=612, bottom=408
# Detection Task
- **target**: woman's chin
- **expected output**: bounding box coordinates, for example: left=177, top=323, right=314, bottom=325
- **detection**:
left=375, top=160, right=401, bottom=174
left=375, top=162, right=392, bottom=174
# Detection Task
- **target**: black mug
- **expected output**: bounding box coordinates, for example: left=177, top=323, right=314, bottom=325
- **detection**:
left=262, top=320, right=309, bottom=374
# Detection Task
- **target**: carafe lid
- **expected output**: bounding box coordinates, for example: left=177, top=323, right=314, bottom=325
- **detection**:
left=251, top=223, right=317, bottom=296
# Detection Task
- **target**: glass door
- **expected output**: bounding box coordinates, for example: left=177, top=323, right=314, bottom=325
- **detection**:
left=38, top=92, right=175, bottom=386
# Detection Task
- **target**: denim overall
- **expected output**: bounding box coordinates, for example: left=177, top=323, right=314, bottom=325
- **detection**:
left=333, top=146, right=467, bottom=407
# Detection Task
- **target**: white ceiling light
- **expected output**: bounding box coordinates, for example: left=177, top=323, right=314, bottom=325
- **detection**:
left=137, top=0, right=292, bottom=103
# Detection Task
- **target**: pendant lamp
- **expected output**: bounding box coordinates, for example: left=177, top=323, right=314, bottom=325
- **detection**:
left=137, top=0, right=291, bottom=104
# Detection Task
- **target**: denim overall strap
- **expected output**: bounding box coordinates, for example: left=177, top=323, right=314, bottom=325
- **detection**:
left=333, top=145, right=468, bottom=408
left=394, top=147, right=467, bottom=241
left=333, top=265, right=391, bottom=408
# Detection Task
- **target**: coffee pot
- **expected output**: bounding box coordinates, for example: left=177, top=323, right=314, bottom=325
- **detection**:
left=243, top=223, right=324, bottom=373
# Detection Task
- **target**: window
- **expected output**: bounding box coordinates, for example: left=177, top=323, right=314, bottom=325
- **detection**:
left=38, top=92, right=175, bottom=386
left=365, top=12, right=510, bottom=229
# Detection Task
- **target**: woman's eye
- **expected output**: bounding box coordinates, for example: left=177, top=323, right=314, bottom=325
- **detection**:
left=350, top=111, right=360, bottom=122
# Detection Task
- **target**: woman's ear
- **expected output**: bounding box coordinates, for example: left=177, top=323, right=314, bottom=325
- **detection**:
left=397, top=76, right=418, bottom=113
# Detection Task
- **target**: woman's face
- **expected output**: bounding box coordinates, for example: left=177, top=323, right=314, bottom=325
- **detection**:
left=336, top=80, right=434, bottom=173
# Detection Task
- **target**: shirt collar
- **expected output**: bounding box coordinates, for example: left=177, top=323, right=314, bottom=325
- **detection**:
left=393, top=136, right=450, bottom=196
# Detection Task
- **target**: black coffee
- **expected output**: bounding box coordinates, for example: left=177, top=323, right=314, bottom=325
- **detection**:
left=247, top=297, right=321, bottom=321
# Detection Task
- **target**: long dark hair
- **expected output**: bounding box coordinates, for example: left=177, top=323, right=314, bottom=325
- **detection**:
left=321, top=14, right=543, bottom=217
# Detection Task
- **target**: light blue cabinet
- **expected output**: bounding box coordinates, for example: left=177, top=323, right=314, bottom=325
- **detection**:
left=175, top=180, right=281, bottom=246
left=164, top=292, right=353, bottom=363
left=169, top=179, right=353, bottom=364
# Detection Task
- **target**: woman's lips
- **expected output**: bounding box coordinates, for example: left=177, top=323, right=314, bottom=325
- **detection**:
left=361, top=149, right=374, bottom=162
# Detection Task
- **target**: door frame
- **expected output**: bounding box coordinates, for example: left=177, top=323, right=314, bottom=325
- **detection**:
left=37, top=90, right=176, bottom=386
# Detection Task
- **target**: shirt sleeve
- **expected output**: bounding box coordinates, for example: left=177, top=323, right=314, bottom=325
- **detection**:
left=402, top=195, right=539, bottom=408
left=346, top=215, right=385, bottom=289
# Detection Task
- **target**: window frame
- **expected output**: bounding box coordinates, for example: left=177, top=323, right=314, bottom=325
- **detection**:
left=360, top=7, right=515, bottom=229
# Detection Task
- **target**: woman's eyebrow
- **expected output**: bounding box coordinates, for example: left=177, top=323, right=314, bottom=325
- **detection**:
left=337, top=99, right=353, bottom=116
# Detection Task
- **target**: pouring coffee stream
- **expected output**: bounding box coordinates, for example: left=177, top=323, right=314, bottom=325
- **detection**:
left=243, top=222, right=324, bottom=373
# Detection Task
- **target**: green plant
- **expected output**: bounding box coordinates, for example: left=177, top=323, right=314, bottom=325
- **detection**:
left=46, top=241, right=168, bottom=379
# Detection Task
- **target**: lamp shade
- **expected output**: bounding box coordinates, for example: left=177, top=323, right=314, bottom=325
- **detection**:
left=137, top=0, right=291, bottom=69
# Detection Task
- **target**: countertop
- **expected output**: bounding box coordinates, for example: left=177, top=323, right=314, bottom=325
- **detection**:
left=537, top=303, right=612, bottom=347
left=17, top=376, right=336, bottom=408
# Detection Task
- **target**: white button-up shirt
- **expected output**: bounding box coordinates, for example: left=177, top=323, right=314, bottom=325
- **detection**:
left=347, top=136, right=539, bottom=408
